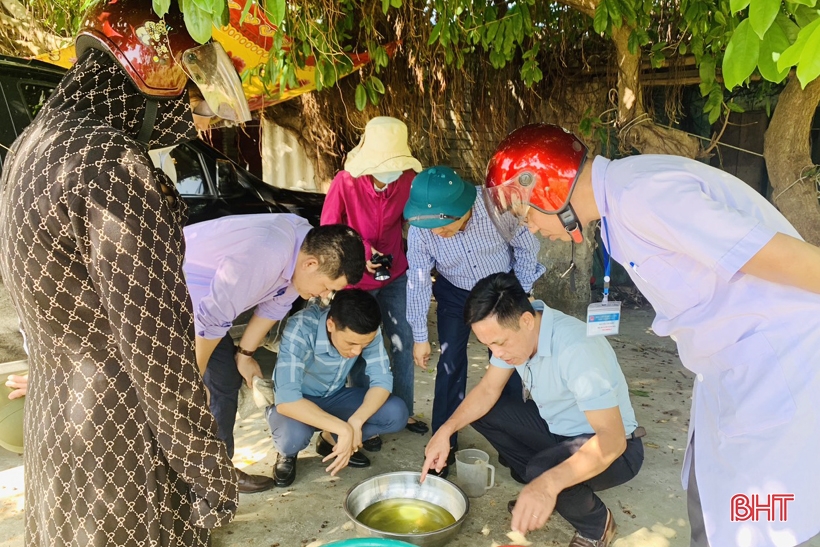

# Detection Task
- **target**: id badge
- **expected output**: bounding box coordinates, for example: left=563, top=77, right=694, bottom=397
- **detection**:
left=586, top=301, right=622, bottom=336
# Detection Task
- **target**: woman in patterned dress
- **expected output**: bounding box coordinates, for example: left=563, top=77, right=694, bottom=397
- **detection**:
left=0, top=2, right=250, bottom=545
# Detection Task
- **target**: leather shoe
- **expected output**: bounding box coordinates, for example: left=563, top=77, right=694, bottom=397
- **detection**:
left=273, top=453, right=297, bottom=487
left=362, top=435, right=382, bottom=452
left=316, top=434, right=371, bottom=468
left=568, top=509, right=617, bottom=547
left=236, top=468, right=275, bottom=494
left=405, top=419, right=429, bottom=434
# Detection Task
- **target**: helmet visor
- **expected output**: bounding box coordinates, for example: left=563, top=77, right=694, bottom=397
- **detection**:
left=181, top=42, right=251, bottom=123
left=482, top=182, right=532, bottom=242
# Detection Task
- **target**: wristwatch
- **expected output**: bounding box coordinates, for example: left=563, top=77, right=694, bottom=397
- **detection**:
left=235, top=345, right=255, bottom=357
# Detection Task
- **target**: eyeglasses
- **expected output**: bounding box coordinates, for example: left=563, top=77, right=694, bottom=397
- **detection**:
left=522, top=364, right=532, bottom=403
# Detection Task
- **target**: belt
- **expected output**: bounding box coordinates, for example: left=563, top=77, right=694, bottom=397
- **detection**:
left=628, top=426, right=647, bottom=440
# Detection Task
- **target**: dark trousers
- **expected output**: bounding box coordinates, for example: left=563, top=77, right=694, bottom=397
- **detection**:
left=202, top=333, right=242, bottom=457
left=472, top=392, right=644, bottom=539
left=431, top=275, right=521, bottom=448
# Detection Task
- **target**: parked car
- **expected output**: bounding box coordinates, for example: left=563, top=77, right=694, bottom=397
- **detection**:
left=0, top=54, right=326, bottom=353
left=0, top=54, right=324, bottom=226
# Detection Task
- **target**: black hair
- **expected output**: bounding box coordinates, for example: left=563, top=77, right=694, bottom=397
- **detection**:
left=300, top=224, right=365, bottom=285
left=328, top=289, right=382, bottom=334
left=464, top=272, right=535, bottom=329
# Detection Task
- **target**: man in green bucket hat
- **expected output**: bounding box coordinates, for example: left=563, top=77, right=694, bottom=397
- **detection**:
left=404, top=166, right=545, bottom=478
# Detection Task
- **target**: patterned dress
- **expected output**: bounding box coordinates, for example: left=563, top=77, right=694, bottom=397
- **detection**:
left=0, top=49, right=237, bottom=546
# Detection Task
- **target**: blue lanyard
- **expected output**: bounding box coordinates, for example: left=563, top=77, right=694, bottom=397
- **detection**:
left=601, top=217, right=612, bottom=303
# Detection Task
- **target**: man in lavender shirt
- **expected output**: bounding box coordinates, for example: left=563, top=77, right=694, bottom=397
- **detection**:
left=183, top=214, right=365, bottom=493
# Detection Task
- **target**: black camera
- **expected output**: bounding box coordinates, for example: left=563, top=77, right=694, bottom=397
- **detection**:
left=370, top=252, right=393, bottom=282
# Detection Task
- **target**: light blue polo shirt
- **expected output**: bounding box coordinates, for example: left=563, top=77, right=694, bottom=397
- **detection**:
left=491, top=301, right=637, bottom=437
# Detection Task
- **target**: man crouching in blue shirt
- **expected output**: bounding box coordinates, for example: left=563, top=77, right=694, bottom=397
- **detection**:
left=422, top=272, right=644, bottom=547
left=267, top=289, right=409, bottom=487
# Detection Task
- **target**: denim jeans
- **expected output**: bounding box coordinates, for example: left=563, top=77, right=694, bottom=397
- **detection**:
left=349, top=272, right=416, bottom=417
left=265, top=387, right=409, bottom=457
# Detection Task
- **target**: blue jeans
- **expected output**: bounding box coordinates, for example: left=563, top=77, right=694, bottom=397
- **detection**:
left=266, top=387, right=409, bottom=457
left=349, top=272, right=416, bottom=417
left=202, top=333, right=242, bottom=457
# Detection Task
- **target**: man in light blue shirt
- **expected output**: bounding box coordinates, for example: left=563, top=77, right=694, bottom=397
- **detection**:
left=267, top=289, right=409, bottom=487
left=183, top=214, right=365, bottom=492
left=405, top=166, right=545, bottom=474
left=422, top=273, right=643, bottom=547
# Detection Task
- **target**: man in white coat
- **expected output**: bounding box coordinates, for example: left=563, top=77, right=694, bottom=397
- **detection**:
left=482, top=123, right=820, bottom=547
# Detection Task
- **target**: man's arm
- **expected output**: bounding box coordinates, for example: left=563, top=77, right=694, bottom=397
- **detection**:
left=406, top=228, right=436, bottom=368
left=508, top=225, right=546, bottom=293
left=510, top=406, right=627, bottom=536
left=740, top=232, right=820, bottom=294
left=195, top=335, right=222, bottom=375
left=234, top=313, right=278, bottom=386
left=421, top=365, right=513, bottom=480
left=348, top=386, right=391, bottom=448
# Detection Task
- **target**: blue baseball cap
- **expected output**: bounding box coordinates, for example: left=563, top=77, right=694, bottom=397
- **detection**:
left=404, top=166, right=477, bottom=229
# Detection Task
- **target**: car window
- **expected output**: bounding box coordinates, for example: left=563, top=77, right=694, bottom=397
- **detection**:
left=148, top=145, right=212, bottom=196
left=18, top=82, right=54, bottom=120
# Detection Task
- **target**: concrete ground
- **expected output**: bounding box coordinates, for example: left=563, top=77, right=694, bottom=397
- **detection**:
left=0, top=297, right=703, bottom=547
left=19, top=285, right=820, bottom=546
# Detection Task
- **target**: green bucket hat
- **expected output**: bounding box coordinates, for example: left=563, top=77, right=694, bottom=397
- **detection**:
left=404, top=166, right=477, bottom=229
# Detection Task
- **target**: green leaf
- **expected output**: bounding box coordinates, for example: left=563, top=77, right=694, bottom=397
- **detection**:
left=239, top=0, right=252, bottom=25
left=269, top=0, right=286, bottom=26
left=366, top=82, right=379, bottom=104
left=607, top=0, right=623, bottom=22
left=794, top=4, right=820, bottom=26
left=730, top=0, right=751, bottom=11
left=699, top=56, right=717, bottom=97
left=152, top=0, right=171, bottom=18
left=680, top=42, right=688, bottom=54
left=355, top=83, right=367, bottom=111
left=775, top=12, right=801, bottom=43
left=714, top=11, right=727, bottom=25
left=797, top=20, right=820, bottom=86
left=777, top=18, right=820, bottom=72
left=788, top=0, right=818, bottom=6
left=593, top=2, right=609, bottom=33
left=381, top=0, right=390, bottom=15
left=428, top=22, right=442, bottom=45
left=486, top=20, right=500, bottom=44
left=183, top=1, right=213, bottom=44
left=749, top=0, right=780, bottom=38
left=390, top=0, right=402, bottom=7
left=722, top=19, right=761, bottom=88
left=708, top=105, right=722, bottom=124
left=726, top=101, right=746, bottom=112
left=759, top=17, right=792, bottom=82
left=628, top=30, right=639, bottom=54
left=370, top=75, right=385, bottom=93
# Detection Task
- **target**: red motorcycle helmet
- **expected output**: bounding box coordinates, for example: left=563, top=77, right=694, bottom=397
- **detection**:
left=75, top=0, right=251, bottom=122
left=484, top=124, right=587, bottom=242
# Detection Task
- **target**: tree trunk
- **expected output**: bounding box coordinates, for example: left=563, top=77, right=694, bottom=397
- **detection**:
left=610, top=25, right=701, bottom=158
left=764, top=76, right=820, bottom=245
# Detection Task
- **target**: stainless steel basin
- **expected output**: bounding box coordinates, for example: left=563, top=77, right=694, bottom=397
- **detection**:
left=344, top=472, right=469, bottom=547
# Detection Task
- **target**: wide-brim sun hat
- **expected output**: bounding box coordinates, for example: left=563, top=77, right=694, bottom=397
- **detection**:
left=344, top=116, right=423, bottom=177
left=404, top=166, right=477, bottom=229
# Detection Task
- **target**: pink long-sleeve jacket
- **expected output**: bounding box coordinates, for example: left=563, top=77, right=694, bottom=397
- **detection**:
left=320, top=169, right=414, bottom=291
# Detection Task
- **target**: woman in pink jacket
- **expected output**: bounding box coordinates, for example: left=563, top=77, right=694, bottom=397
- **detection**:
left=321, top=117, right=428, bottom=451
